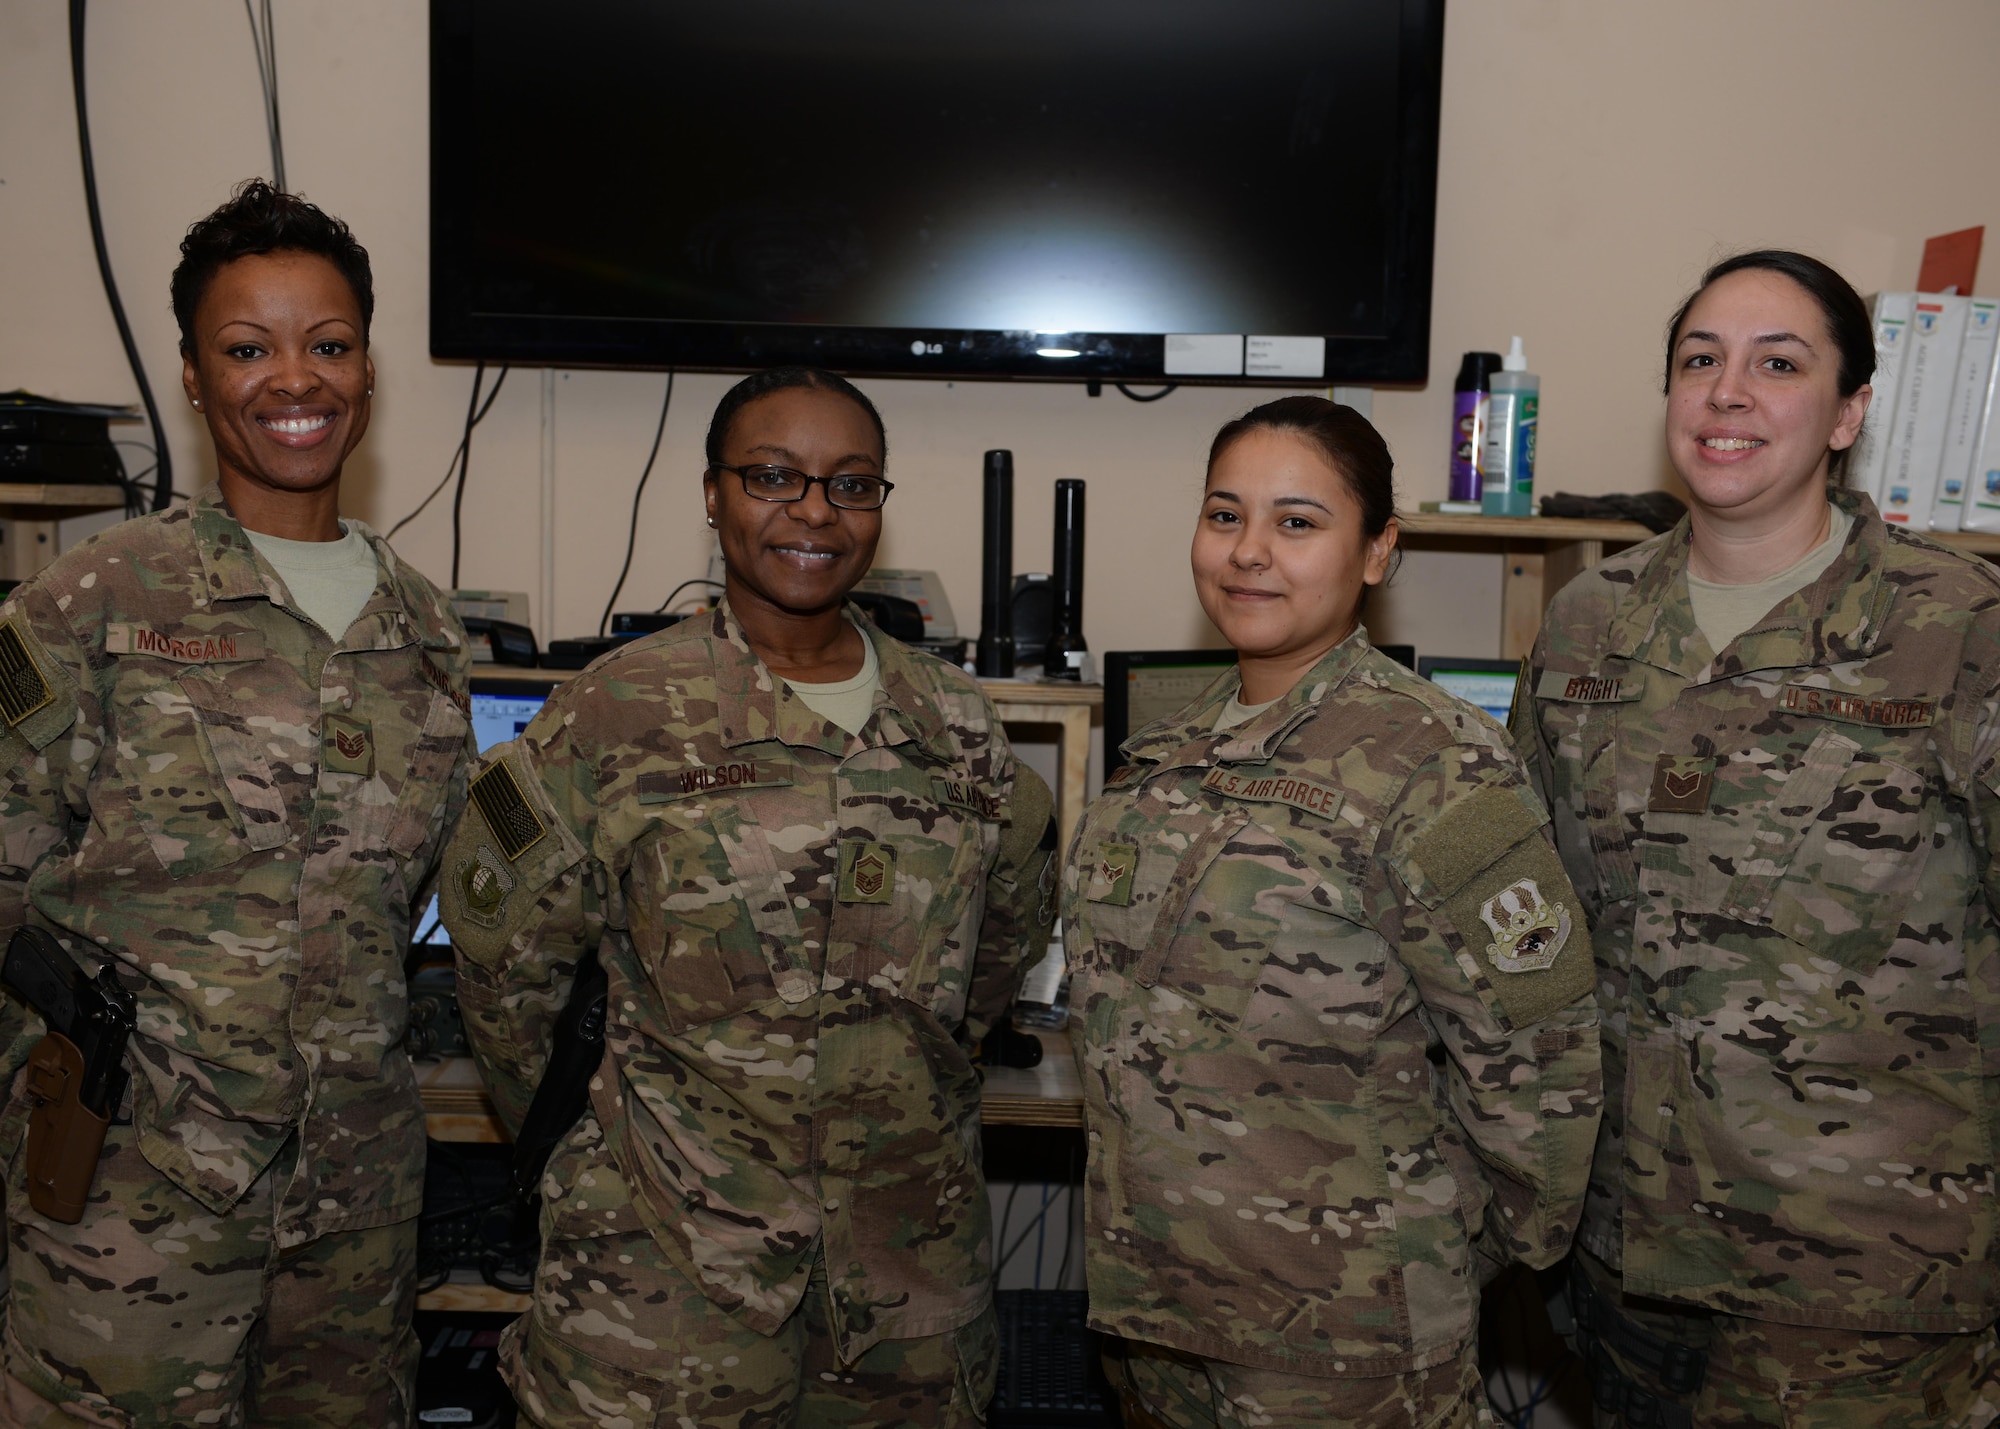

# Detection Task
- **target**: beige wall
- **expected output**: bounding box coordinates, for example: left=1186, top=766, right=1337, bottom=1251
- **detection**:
left=4, top=1, right=1998, bottom=659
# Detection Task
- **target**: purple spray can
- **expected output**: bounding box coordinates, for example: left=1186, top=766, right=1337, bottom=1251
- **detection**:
left=1449, top=351, right=1503, bottom=504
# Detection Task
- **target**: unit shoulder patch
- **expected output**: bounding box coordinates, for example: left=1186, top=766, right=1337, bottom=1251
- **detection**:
left=470, top=759, right=548, bottom=862
left=455, top=844, right=517, bottom=928
left=1478, top=877, right=1571, bottom=973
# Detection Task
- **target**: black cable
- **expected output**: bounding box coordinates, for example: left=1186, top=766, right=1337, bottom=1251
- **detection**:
left=447, top=361, right=498, bottom=587
left=653, top=577, right=724, bottom=616
left=597, top=372, right=675, bottom=636
left=69, top=0, right=172, bottom=513
left=1116, top=383, right=1178, bottom=403
left=241, top=0, right=285, bottom=191
left=386, top=362, right=507, bottom=543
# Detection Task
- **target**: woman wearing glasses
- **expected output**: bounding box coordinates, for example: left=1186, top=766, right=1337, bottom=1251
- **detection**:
left=444, top=367, right=1056, bottom=1427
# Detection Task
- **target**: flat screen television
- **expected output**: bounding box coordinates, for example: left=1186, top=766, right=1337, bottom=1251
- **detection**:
left=430, top=0, right=1446, bottom=384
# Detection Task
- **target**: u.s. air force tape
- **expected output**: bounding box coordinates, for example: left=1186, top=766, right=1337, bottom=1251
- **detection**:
left=470, top=760, right=547, bottom=862
left=0, top=620, right=54, bottom=728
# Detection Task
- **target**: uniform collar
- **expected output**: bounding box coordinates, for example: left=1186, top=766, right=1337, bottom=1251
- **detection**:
left=1119, top=628, right=1370, bottom=771
left=1608, top=488, right=1893, bottom=681
left=707, top=598, right=958, bottom=762
left=189, top=484, right=461, bottom=655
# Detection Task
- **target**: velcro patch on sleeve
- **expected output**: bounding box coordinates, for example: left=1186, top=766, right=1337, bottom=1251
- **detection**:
left=1443, top=839, right=1596, bottom=1028
left=471, top=759, right=548, bottom=862
left=1407, top=784, right=1547, bottom=903
left=0, top=619, right=54, bottom=727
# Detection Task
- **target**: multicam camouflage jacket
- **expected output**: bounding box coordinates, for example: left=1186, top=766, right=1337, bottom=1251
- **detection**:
left=443, top=602, right=1054, bottom=1359
left=1065, top=633, right=1602, bottom=1376
left=1514, top=488, right=2000, bottom=1333
left=0, top=486, right=473, bottom=1245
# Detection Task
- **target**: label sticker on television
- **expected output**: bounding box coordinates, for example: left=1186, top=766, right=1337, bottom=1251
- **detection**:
left=1164, top=334, right=1244, bottom=376
left=1246, top=335, right=1326, bottom=379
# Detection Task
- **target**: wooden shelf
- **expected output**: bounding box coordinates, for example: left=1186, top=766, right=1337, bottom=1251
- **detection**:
left=416, top=1267, right=530, bottom=1315
left=418, top=1056, right=508, bottom=1143
left=1397, top=510, right=2000, bottom=657
left=0, top=483, right=128, bottom=515
left=1397, top=511, right=1652, bottom=544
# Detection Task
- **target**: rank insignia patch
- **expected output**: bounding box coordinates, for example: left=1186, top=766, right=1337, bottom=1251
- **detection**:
left=1478, top=877, right=1571, bottom=974
left=0, top=620, right=52, bottom=727
left=1647, top=754, right=1715, bottom=814
left=471, top=760, right=547, bottom=862
left=456, top=844, right=516, bottom=928
left=837, top=839, right=897, bottom=904
left=323, top=714, right=374, bottom=776
left=1086, top=841, right=1140, bottom=906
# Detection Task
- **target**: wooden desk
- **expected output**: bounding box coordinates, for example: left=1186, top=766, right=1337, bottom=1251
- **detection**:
left=1398, top=511, right=2000, bottom=659
left=420, top=1033, right=1085, bottom=1144
left=0, top=483, right=128, bottom=582
left=977, top=1028, right=1084, bottom=1129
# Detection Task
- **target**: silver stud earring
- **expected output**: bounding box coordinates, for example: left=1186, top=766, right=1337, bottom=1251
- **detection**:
left=706, top=518, right=716, bottom=529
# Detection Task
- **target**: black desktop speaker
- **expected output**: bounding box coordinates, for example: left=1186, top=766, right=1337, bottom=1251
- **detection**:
left=976, top=450, right=1016, bottom=678
left=1043, top=479, right=1086, bottom=680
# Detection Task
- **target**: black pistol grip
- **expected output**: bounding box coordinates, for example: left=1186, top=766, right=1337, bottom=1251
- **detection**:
left=3, top=928, right=80, bottom=1038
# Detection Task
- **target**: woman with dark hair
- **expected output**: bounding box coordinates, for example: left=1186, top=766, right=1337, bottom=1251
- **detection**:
left=1065, top=396, right=1601, bottom=1427
left=0, top=180, right=472, bottom=1422
left=1516, top=250, right=2000, bottom=1424
left=443, top=367, right=1056, bottom=1426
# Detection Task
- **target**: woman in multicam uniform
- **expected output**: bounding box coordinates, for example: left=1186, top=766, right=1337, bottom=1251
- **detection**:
left=442, top=367, right=1056, bottom=1428
left=1516, top=250, right=2000, bottom=1428
left=1065, top=395, right=1602, bottom=1429
left=0, top=183, right=472, bottom=1424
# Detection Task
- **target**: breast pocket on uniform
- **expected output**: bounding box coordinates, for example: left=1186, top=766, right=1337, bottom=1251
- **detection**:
left=385, top=687, right=471, bottom=857
left=1735, top=725, right=1935, bottom=968
left=628, top=802, right=815, bottom=1032
left=117, top=663, right=293, bottom=877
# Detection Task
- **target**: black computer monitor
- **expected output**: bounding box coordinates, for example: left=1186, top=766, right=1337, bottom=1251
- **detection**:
left=1103, top=650, right=1239, bottom=755
left=1416, top=656, right=1520, bottom=723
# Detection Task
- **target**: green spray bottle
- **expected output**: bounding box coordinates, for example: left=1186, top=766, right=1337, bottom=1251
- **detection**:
left=1481, top=336, right=1539, bottom=517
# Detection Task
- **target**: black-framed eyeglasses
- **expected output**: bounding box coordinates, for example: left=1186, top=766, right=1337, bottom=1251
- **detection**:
left=710, top=463, right=895, bottom=511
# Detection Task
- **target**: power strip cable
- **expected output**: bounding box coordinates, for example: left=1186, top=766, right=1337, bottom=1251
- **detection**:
left=69, top=0, right=173, bottom=512
left=597, top=372, right=676, bottom=637
left=241, top=0, right=287, bottom=191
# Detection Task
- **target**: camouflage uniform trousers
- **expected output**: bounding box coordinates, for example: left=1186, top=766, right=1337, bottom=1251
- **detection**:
left=1108, top=1335, right=1496, bottom=1429
left=0, top=1113, right=418, bottom=1428
left=1575, top=1250, right=2000, bottom=1429
left=506, top=1230, right=998, bottom=1429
